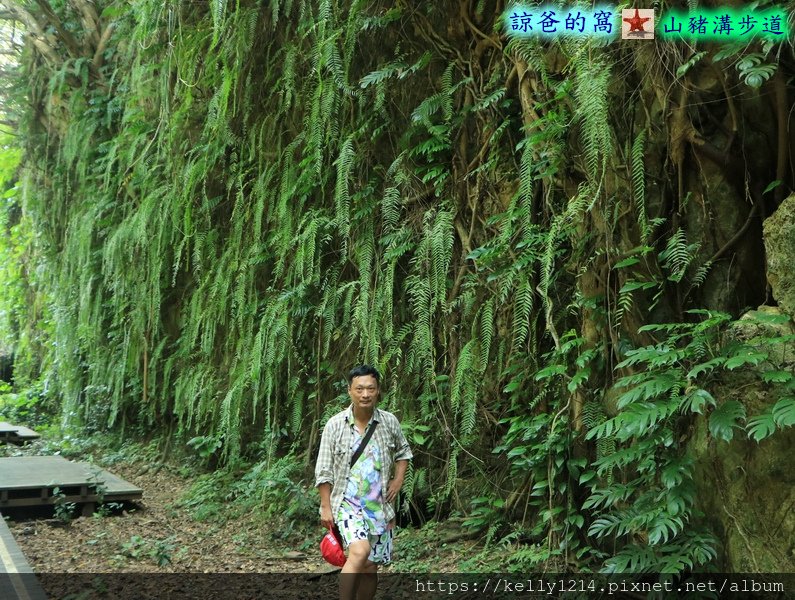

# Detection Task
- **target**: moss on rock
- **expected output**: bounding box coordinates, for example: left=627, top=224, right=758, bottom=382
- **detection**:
left=764, top=194, right=795, bottom=320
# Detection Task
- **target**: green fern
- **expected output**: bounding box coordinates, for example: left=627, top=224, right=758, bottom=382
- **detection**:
left=659, top=228, right=699, bottom=283
left=512, top=278, right=533, bottom=350
left=573, top=54, right=613, bottom=176
left=333, top=135, right=356, bottom=240
left=631, top=131, right=650, bottom=243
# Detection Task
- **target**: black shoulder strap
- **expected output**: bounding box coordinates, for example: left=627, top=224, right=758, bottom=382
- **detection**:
left=350, top=421, right=378, bottom=467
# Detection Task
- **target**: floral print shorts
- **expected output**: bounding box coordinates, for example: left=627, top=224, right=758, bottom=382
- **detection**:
left=335, top=503, right=393, bottom=565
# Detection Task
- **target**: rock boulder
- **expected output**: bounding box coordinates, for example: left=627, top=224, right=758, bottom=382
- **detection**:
left=763, top=194, right=795, bottom=320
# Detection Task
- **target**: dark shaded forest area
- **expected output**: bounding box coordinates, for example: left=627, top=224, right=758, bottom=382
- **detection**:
left=0, top=0, right=793, bottom=575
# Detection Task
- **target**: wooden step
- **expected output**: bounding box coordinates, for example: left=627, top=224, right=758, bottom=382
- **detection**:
left=0, top=423, right=40, bottom=445
left=0, top=456, right=142, bottom=509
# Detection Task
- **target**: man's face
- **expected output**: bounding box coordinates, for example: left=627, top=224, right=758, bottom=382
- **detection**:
left=348, top=375, right=379, bottom=411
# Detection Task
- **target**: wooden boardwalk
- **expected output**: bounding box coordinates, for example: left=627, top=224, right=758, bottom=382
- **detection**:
left=0, top=512, right=47, bottom=600
left=0, top=455, right=144, bottom=598
left=0, top=456, right=142, bottom=510
left=0, top=423, right=40, bottom=445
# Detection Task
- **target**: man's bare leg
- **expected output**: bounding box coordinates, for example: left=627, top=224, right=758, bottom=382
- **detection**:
left=340, top=540, right=371, bottom=600
left=356, top=562, right=378, bottom=600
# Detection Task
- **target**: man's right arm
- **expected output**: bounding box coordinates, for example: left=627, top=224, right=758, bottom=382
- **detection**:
left=315, top=419, right=335, bottom=529
left=318, top=482, right=333, bottom=529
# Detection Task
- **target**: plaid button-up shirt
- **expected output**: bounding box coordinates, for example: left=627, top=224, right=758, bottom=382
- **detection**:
left=315, top=406, right=413, bottom=523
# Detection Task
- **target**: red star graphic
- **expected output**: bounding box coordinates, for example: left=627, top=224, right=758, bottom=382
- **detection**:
left=623, top=8, right=650, bottom=32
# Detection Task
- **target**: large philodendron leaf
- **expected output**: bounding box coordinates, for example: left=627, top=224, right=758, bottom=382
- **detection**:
left=708, top=400, right=746, bottom=442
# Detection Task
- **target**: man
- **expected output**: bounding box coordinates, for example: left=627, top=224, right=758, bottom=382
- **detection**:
left=315, top=365, right=413, bottom=600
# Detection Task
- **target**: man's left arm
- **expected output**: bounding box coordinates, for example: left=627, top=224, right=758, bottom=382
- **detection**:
left=385, top=459, right=408, bottom=503
left=385, top=417, right=413, bottom=503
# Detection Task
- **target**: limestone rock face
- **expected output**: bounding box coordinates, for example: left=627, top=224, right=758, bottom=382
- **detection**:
left=692, top=305, right=795, bottom=572
left=763, top=194, right=795, bottom=320
left=727, top=306, right=795, bottom=368
left=691, top=410, right=795, bottom=572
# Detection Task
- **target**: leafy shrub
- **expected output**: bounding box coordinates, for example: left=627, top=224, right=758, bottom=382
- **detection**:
left=119, top=535, right=179, bottom=566
left=179, top=453, right=316, bottom=539
left=0, top=382, right=55, bottom=428
left=52, top=487, right=76, bottom=523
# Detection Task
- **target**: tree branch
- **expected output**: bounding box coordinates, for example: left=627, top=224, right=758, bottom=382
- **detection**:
left=32, top=0, right=82, bottom=58
left=92, top=22, right=113, bottom=70
left=68, top=0, right=100, bottom=48
left=0, top=1, right=62, bottom=67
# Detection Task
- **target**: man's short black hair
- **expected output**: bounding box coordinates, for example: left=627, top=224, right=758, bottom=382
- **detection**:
left=348, top=364, right=381, bottom=385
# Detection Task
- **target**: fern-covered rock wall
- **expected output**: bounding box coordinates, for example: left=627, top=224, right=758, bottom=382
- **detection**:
left=2, top=0, right=795, bottom=572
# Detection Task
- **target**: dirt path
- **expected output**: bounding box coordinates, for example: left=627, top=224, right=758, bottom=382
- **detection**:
left=4, top=460, right=328, bottom=574
left=2, top=437, right=476, bottom=584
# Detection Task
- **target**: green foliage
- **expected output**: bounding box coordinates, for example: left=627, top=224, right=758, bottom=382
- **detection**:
left=456, top=529, right=556, bottom=573
left=0, top=135, right=22, bottom=345
left=659, top=228, right=700, bottom=284
left=573, top=53, right=613, bottom=175
left=462, top=495, right=505, bottom=531
left=94, top=501, right=123, bottom=518
left=179, top=453, right=316, bottom=539
left=631, top=131, right=650, bottom=244
left=708, top=400, right=745, bottom=442
left=676, top=51, right=708, bottom=79
left=735, top=53, right=777, bottom=89
left=4, top=0, right=793, bottom=577
left=389, top=521, right=442, bottom=572
left=495, top=330, right=594, bottom=562
left=186, top=435, right=223, bottom=462
left=0, top=131, right=49, bottom=387
left=119, top=535, right=180, bottom=567
left=231, top=454, right=317, bottom=533
left=0, top=383, right=55, bottom=428
left=585, top=309, right=795, bottom=572
left=52, top=487, right=77, bottom=523
left=9, top=0, right=501, bottom=487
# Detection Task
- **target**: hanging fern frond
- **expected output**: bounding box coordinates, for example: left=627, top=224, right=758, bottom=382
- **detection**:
left=631, top=130, right=650, bottom=243
left=573, top=55, right=613, bottom=177
left=333, top=134, right=356, bottom=240
left=659, top=228, right=699, bottom=283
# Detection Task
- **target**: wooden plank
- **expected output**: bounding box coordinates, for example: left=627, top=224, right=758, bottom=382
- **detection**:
left=0, top=512, right=49, bottom=600
left=0, top=514, right=32, bottom=573
left=0, top=456, right=99, bottom=489
left=0, top=423, right=20, bottom=443
left=82, top=464, right=143, bottom=499
left=0, top=457, right=143, bottom=508
left=7, top=426, right=39, bottom=441
left=0, top=423, right=40, bottom=445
